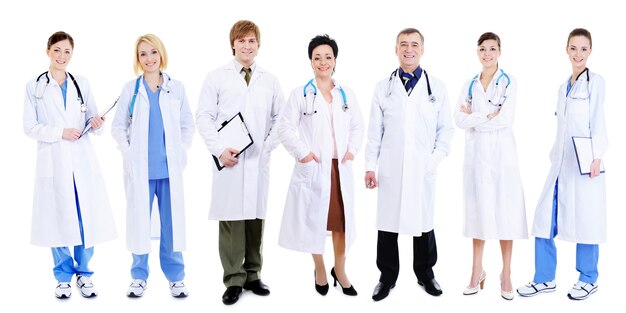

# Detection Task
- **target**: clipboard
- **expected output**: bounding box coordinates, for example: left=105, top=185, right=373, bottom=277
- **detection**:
left=80, top=97, right=120, bottom=137
left=572, top=136, right=605, bottom=175
left=212, top=112, right=254, bottom=171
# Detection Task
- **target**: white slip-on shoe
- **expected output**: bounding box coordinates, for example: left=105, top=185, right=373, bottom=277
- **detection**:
left=55, top=282, right=71, bottom=299
left=567, top=281, right=597, bottom=300
left=516, top=281, right=556, bottom=297
left=76, top=275, right=98, bottom=298
left=463, top=271, right=486, bottom=295
left=127, top=279, right=147, bottom=298
left=169, top=281, right=189, bottom=298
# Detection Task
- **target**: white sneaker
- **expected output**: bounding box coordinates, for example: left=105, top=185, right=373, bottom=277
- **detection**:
left=516, top=281, right=556, bottom=297
left=169, top=281, right=188, bottom=298
left=568, top=281, right=597, bottom=300
left=55, top=282, right=71, bottom=299
left=76, top=275, right=98, bottom=298
left=127, top=279, right=147, bottom=298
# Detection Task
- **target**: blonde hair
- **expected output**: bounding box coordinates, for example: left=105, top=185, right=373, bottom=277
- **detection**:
left=134, top=34, right=168, bottom=75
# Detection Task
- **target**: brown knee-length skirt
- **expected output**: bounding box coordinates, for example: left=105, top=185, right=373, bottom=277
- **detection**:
left=327, top=159, right=345, bottom=232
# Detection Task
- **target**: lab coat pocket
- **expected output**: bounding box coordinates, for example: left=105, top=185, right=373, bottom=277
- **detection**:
left=420, top=101, right=438, bottom=120
left=293, top=160, right=317, bottom=185
left=122, top=149, right=132, bottom=175
left=36, top=144, right=53, bottom=178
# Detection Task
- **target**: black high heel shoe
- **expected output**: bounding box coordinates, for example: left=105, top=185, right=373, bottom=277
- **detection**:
left=330, top=267, right=358, bottom=296
left=314, top=270, right=329, bottom=296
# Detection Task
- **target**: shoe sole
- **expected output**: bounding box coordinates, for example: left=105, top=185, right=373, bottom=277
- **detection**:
left=80, top=291, right=97, bottom=298
left=55, top=294, right=70, bottom=299
left=517, top=287, right=556, bottom=297
left=172, top=292, right=188, bottom=298
left=127, top=292, right=144, bottom=298
left=568, top=287, right=597, bottom=300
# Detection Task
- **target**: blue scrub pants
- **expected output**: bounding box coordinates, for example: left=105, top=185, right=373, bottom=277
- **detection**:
left=51, top=180, right=94, bottom=282
left=131, top=178, right=185, bottom=282
left=533, top=180, right=599, bottom=284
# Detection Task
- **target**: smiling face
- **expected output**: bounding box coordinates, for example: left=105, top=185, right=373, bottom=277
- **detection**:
left=310, top=44, right=335, bottom=79
left=47, top=39, right=73, bottom=72
left=477, top=39, right=500, bottom=69
left=137, top=41, right=161, bottom=74
left=395, top=32, right=424, bottom=72
left=233, top=33, right=259, bottom=68
left=567, top=35, right=592, bottom=71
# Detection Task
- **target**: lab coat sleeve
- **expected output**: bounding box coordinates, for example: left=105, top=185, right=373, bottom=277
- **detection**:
left=23, top=83, right=63, bottom=143
left=474, top=78, right=518, bottom=132
left=178, top=83, right=196, bottom=150
left=364, top=87, right=384, bottom=171
left=110, top=83, right=132, bottom=153
left=196, top=74, right=226, bottom=157
left=263, top=78, right=286, bottom=152
left=589, top=75, right=608, bottom=159
left=453, top=82, right=489, bottom=129
left=346, top=88, right=365, bottom=156
left=432, top=84, right=455, bottom=163
left=277, top=88, right=309, bottom=161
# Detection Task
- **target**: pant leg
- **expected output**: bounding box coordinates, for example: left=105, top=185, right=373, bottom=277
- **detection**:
left=219, top=220, right=246, bottom=287
left=51, top=247, right=75, bottom=282
left=73, top=182, right=94, bottom=277
left=130, top=180, right=158, bottom=280
left=156, top=178, right=185, bottom=282
left=243, top=219, right=264, bottom=282
left=533, top=181, right=559, bottom=283
left=413, top=229, right=437, bottom=281
left=376, top=230, right=399, bottom=284
left=576, top=244, right=599, bottom=284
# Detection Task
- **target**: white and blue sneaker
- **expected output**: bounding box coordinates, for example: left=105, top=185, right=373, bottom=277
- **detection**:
left=55, top=282, right=71, bottom=299
left=76, top=275, right=98, bottom=298
left=517, top=281, right=556, bottom=297
left=169, top=281, right=189, bottom=298
left=127, top=279, right=147, bottom=298
left=567, top=281, right=597, bottom=300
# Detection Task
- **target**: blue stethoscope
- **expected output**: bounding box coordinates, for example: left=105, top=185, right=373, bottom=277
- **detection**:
left=386, top=68, right=436, bottom=103
left=302, top=78, right=348, bottom=116
left=34, top=71, right=86, bottom=113
left=466, top=69, right=510, bottom=108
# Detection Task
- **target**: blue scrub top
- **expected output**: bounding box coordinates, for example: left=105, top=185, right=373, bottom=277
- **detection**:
left=143, top=79, right=169, bottom=179
left=61, top=78, right=68, bottom=109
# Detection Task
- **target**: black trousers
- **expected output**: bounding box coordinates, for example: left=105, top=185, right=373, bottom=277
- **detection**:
left=376, top=229, right=438, bottom=284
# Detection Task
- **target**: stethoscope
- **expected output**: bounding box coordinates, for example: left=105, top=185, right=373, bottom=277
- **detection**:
left=386, top=68, right=436, bottom=103
left=35, top=71, right=86, bottom=113
left=465, top=69, right=510, bottom=108
left=567, top=67, right=590, bottom=99
left=302, top=78, right=348, bottom=116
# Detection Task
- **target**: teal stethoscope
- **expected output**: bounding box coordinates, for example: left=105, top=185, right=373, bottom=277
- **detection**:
left=302, top=78, right=348, bottom=116
left=466, top=68, right=510, bottom=107
left=386, top=68, right=436, bottom=103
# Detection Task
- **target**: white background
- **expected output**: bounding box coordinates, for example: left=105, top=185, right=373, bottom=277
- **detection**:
left=1, top=0, right=624, bottom=312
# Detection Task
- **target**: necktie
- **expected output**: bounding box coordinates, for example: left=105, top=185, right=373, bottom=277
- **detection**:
left=401, top=72, right=414, bottom=94
left=242, top=67, right=251, bottom=85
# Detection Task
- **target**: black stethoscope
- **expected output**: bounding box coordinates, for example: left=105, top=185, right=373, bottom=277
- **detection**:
left=386, top=68, right=436, bottom=103
left=35, top=71, right=86, bottom=113
left=302, top=78, right=348, bottom=116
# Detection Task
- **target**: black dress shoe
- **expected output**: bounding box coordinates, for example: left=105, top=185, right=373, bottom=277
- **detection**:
left=243, top=279, right=270, bottom=296
left=222, top=286, right=243, bottom=305
left=330, top=267, right=357, bottom=296
left=418, top=278, right=443, bottom=296
left=314, top=270, right=329, bottom=296
left=372, top=281, right=395, bottom=301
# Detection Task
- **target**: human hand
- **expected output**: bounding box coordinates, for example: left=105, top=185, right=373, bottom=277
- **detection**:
left=62, top=128, right=81, bottom=141
left=364, top=171, right=378, bottom=189
left=341, top=152, right=354, bottom=164
left=299, top=152, right=320, bottom=163
left=460, top=104, right=472, bottom=114
left=90, top=115, right=105, bottom=130
left=589, top=159, right=602, bottom=178
left=487, top=111, right=500, bottom=120
left=219, top=148, right=240, bottom=167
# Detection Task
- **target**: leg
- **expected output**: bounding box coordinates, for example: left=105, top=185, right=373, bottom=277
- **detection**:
left=51, top=247, right=76, bottom=282
left=130, top=180, right=159, bottom=280
left=243, top=218, right=264, bottom=283
left=533, top=181, right=559, bottom=283
left=413, top=229, right=437, bottom=281
left=467, top=239, right=485, bottom=288
left=156, top=179, right=185, bottom=282
left=500, top=240, right=513, bottom=292
left=576, top=244, right=599, bottom=284
left=313, top=254, right=327, bottom=285
left=73, top=183, right=93, bottom=278
left=376, top=230, right=399, bottom=284
left=332, top=231, right=351, bottom=287
left=219, top=220, right=246, bottom=287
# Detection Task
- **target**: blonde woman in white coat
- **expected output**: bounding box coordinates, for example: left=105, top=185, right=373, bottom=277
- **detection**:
left=454, top=32, right=527, bottom=301
left=23, top=31, right=116, bottom=299
left=111, top=34, right=195, bottom=298
left=278, top=35, right=364, bottom=296
left=517, top=28, right=607, bottom=301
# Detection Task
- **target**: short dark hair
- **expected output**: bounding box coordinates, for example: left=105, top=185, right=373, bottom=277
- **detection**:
left=308, top=34, right=338, bottom=60
left=396, top=28, right=424, bottom=44
left=477, top=32, right=501, bottom=48
left=47, top=31, right=74, bottom=50
left=568, top=28, right=592, bottom=48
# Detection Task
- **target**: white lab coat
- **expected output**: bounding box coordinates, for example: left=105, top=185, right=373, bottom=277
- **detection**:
left=196, top=61, right=284, bottom=221
left=454, top=72, right=528, bottom=240
left=277, top=80, right=364, bottom=254
left=532, top=71, right=607, bottom=244
left=111, top=73, right=195, bottom=254
left=365, top=69, right=454, bottom=236
left=23, top=72, right=116, bottom=248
